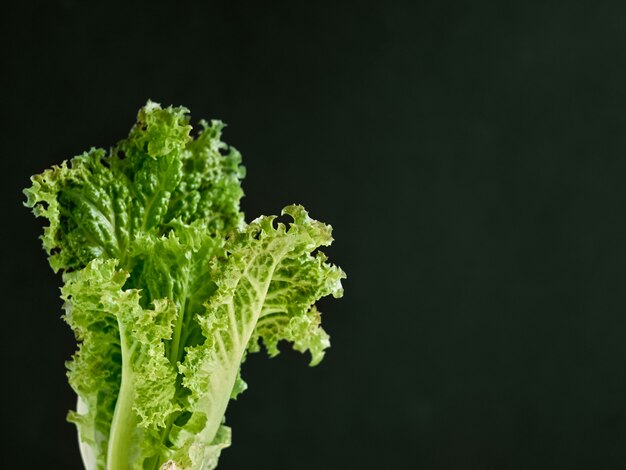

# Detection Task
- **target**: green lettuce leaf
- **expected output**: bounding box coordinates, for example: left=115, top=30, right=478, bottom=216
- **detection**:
left=23, top=101, right=244, bottom=272
left=170, top=205, right=344, bottom=467
left=24, top=102, right=344, bottom=470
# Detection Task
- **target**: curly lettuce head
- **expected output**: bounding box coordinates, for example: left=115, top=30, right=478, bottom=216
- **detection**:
left=24, top=102, right=345, bottom=470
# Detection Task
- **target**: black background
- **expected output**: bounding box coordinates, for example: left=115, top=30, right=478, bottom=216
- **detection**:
left=3, top=1, right=626, bottom=469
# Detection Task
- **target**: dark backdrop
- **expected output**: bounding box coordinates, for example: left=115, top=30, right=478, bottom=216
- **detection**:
left=3, top=1, right=626, bottom=469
